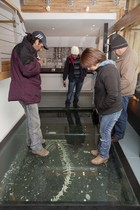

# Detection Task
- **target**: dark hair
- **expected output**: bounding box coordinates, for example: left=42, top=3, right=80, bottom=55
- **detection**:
left=80, top=48, right=106, bottom=68
left=26, top=33, right=42, bottom=45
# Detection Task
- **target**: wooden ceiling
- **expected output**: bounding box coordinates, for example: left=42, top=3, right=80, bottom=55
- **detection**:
left=109, top=4, right=140, bottom=33
left=20, top=0, right=126, bottom=19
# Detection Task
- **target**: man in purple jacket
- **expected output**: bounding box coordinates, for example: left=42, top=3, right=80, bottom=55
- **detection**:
left=8, top=31, right=49, bottom=157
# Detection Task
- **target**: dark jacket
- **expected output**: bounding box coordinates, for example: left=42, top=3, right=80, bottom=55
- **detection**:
left=95, top=63, right=122, bottom=115
left=63, top=55, right=87, bottom=82
left=8, top=37, right=41, bottom=105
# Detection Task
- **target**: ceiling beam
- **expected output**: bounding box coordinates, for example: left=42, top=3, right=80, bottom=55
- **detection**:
left=109, top=4, right=140, bottom=34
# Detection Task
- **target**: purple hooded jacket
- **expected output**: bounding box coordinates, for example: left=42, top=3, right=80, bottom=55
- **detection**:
left=8, top=36, right=41, bottom=105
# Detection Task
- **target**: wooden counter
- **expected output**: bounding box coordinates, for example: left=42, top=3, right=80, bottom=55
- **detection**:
left=41, top=68, right=64, bottom=74
left=40, top=70, right=93, bottom=92
left=40, top=68, right=92, bottom=74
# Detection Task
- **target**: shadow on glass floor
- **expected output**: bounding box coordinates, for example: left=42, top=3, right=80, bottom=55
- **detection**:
left=0, top=110, right=139, bottom=209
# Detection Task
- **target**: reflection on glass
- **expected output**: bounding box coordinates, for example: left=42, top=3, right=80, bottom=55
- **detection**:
left=65, top=110, right=85, bottom=146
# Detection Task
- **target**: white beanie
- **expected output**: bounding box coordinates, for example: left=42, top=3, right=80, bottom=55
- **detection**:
left=71, top=46, right=79, bottom=55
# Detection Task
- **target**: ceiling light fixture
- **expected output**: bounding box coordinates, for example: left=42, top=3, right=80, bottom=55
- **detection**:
left=86, top=6, right=89, bottom=12
left=46, top=5, right=50, bottom=12
left=90, top=0, right=96, bottom=5
left=86, top=1, right=96, bottom=12
left=67, top=0, right=74, bottom=6
left=45, top=0, right=51, bottom=5
left=114, top=0, right=120, bottom=6
left=45, top=0, right=51, bottom=12
left=23, top=0, right=27, bottom=5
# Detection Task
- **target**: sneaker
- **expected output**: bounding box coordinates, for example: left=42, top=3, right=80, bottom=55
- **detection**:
left=91, top=155, right=109, bottom=165
left=32, top=148, right=49, bottom=157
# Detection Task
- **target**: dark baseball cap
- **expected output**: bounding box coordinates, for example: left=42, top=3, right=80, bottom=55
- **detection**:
left=32, top=31, right=48, bottom=50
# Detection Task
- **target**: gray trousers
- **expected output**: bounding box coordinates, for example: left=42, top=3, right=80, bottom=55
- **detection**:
left=20, top=101, right=43, bottom=151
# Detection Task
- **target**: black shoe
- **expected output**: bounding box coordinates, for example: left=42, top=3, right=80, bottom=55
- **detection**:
left=28, top=146, right=32, bottom=151
left=65, top=105, right=70, bottom=110
left=73, top=104, right=80, bottom=108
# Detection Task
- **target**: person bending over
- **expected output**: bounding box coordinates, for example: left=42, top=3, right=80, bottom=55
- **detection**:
left=80, top=48, right=122, bottom=165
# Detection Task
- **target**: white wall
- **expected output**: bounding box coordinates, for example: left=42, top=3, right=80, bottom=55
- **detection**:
left=10, top=0, right=21, bottom=11
left=47, top=37, right=97, bottom=48
left=41, top=74, right=93, bottom=92
left=0, top=0, right=25, bottom=143
left=0, top=79, right=24, bottom=142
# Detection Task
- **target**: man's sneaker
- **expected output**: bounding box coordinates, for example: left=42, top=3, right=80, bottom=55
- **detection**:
left=32, top=148, right=49, bottom=157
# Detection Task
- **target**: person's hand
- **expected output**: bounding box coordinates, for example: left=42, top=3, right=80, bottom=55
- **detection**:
left=63, top=80, right=66, bottom=87
left=37, top=59, right=42, bottom=65
left=37, top=56, right=43, bottom=65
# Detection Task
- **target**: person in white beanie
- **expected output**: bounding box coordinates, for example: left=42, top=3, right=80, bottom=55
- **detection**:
left=63, top=46, right=87, bottom=109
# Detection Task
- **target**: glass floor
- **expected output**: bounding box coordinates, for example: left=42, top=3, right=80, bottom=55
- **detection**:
left=0, top=109, right=139, bottom=209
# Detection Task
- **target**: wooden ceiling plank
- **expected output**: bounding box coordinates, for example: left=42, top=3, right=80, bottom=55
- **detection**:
left=20, top=0, right=126, bottom=13
left=109, top=4, right=140, bottom=34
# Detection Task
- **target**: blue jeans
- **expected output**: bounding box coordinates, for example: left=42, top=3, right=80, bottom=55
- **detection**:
left=98, top=110, right=121, bottom=158
left=65, top=78, right=84, bottom=107
left=112, top=96, right=131, bottom=139
left=20, top=101, right=43, bottom=151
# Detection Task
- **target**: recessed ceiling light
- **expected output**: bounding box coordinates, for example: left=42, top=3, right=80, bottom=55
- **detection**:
left=46, top=5, right=50, bottom=12
left=86, top=6, right=89, bottom=12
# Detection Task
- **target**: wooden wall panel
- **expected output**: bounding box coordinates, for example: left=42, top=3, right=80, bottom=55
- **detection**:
left=1, top=61, right=10, bottom=72
left=109, top=4, right=140, bottom=34
left=0, top=0, right=25, bottom=80
left=0, top=61, right=10, bottom=80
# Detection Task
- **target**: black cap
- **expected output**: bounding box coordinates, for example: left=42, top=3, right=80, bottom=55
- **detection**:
left=32, top=31, right=48, bottom=50
left=110, top=34, right=128, bottom=51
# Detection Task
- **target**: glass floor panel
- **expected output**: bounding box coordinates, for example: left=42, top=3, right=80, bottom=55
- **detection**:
left=0, top=110, right=139, bottom=209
